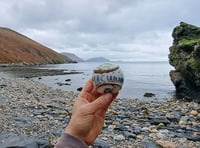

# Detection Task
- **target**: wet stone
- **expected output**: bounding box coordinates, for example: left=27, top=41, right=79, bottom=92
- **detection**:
left=148, top=116, right=170, bottom=125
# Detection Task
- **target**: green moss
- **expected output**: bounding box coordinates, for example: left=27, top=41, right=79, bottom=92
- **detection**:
left=187, top=58, right=200, bottom=71
left=179, top=38, right=200, bottom=45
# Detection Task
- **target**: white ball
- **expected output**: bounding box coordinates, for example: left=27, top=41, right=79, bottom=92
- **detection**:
left=92, top=63, right=124, bottom=94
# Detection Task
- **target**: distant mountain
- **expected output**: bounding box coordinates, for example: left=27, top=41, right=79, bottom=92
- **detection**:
left=0, top=27, right=71, bottom=64
left=86, top=57, right=110, bottom=62
left=61, top=52, right=84, bottom=62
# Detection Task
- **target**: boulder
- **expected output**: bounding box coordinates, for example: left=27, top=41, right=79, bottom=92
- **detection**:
left=169, top=22, right=200, bottom=102
left=0, top=132, right=50, bottom=148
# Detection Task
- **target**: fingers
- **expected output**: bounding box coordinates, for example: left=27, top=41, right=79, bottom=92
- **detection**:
left=81, top=79, right=93, bottom=93
left=87, top=93, right=116, bottom=113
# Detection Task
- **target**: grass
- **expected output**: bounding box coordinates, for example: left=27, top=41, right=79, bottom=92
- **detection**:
left=179, top=38, right=200, bottom=45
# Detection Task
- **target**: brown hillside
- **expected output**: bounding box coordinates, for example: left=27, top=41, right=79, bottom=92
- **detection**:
left=0, top=27, right=69, bottom=64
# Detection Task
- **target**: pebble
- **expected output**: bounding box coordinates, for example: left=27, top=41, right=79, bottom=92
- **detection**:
left=114, top=135, right=125, bottom=141
left=0, top=77, right=200, bottom=148
left=191, top=110, right=199, bottom=116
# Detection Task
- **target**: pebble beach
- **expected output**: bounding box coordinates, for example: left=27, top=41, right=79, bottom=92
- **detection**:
left=0, top=77, right=200, bottom=148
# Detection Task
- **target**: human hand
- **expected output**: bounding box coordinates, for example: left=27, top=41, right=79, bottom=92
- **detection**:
left=65, top=79, right=118, bottom=145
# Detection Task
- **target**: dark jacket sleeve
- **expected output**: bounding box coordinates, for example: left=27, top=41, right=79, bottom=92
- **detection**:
left=55, top=133, right=88, bottom=148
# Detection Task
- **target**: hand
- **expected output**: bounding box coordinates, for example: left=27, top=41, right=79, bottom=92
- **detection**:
left=65, top=79, right=118, bottom=145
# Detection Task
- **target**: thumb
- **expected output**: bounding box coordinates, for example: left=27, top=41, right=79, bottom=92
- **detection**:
left=88, top=93, right=114, bottom=112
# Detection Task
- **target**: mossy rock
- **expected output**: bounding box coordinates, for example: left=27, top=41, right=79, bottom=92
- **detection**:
left=169, top=22, right=200, bottom=102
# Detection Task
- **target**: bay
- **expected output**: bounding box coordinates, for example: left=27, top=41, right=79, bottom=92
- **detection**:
left=33, top=61, right=175, bottom=101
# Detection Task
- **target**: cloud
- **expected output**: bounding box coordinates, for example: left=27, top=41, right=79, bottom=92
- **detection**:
left=0, top=0, right=200, bottom=61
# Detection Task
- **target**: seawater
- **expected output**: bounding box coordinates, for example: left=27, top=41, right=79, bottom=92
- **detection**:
left=34, top=61, right=175, bottom=101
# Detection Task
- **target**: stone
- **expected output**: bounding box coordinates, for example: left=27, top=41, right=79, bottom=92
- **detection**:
left=114, top=135, right=125, bottom=141
left=169, top=22, right=200, bottom=102
left=92, top=138, right=110, bottom=148
left=0, top=84, right=7, bottom=88
left=166, top=112, right=182, bottom=122
left=179, top=120, right=187, bottom=126
left=136, top=135, right=144, bottom=140
left=148, top=116, right=170, bottom=125
left=0, top=132, right=50, bottom=148
left=0, top=95, right=9, bottom=102
left=190, top=110, right=198, bottom=116
left=77, top=87, right=83, bottom=91
left=175, top=132, right=200, bottom=142
left=140, top=140, right=161, bottom=148
left=14, top=117, right=33, bottom=123
left=144, top=92, right=155, bottom=97
left=123, top=131, right=136, bottom=139
left=156, top=140, right=177, bottom=148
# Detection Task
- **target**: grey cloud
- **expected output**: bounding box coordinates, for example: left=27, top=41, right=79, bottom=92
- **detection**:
left=0, top=0, right=200, bottom=61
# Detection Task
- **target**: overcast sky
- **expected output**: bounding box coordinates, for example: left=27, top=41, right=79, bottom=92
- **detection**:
left=0, top=0, right=200, bottom=61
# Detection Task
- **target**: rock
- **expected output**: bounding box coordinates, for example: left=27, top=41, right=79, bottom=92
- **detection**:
left=156, top=123, right=165, bottom=130
left=56, top=82, right=70, bottom=86
left=114, top=126, right=128, bottom=133
left=114, top=135, right=125, bottom=141
left=77, top=87, right=83, bottom=91
left=140, top=140, right=161, bottom=148
left=14, top=117, right=33, bottom=123
left=0, top=84, right=7, bottom=88
left=175, top=132, right=200, bottom=142
left=148, top=116, right=170, bottom=125
left=190, top=110, right=198, bottom=116
left=179, top=120, right=187, bottom=126
left=136, top=135, right=144, bottom=140
left=65, top=79, right=71, bottom=82
left=144, top=92, right=155, bottom=97
left=0, top=95, right=9, bottom=102
left=92, top=138, right=110, bottom=148
left=156, top=140, right=177, bottom=148
left=169, top=22, right=200, bottom=102
left=123, top=131, right=137, bottom=139
left=0, top=132, right=50, bottom=148
left=166, top=112, right=182, bottom=122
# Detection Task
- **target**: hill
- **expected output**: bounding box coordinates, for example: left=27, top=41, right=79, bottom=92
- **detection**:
left=0, top=27, right=71, bottom=64
left=61, top=52, right=84, bottom=62
left=86, top=57, right=110, bottom=62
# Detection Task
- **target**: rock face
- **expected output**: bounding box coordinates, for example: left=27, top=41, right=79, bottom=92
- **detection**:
left=169, top=22, right=200, bottom=102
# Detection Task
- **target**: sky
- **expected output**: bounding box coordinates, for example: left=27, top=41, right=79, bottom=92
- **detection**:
left=0, top=0, right=200, bottom=61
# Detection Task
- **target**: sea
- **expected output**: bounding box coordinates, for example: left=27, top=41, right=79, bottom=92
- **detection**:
left=32, top=61, right=175, bottom=101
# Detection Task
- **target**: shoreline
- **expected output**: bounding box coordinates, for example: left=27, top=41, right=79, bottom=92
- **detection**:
left=0, top=64, right=175, bottom=101
left=0, top=77, right=199, bottom=147
left=0, top=65, right=83, bottom=78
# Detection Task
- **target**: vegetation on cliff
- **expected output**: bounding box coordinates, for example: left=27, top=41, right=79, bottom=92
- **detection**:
left=0, top=27, right=71, bottom=64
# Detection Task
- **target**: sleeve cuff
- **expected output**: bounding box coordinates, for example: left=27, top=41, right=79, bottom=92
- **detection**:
left=55, top=133, right=88, bottom=148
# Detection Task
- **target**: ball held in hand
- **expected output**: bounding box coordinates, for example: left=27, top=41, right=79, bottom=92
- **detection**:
left=92, top=63, right=124, bottom=94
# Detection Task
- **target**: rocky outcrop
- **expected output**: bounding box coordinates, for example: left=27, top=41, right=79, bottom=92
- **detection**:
left=169, top=22, right=200, bottom=102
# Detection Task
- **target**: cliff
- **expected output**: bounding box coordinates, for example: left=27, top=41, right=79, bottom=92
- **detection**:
left=169, top=22, right=200, bottom=102
left=0, top=27, right=71, bottom=64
